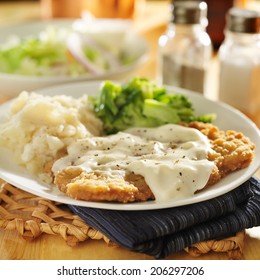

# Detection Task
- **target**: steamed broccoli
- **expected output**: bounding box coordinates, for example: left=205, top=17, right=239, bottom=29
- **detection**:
left=93, top=77, right=215, bottom=134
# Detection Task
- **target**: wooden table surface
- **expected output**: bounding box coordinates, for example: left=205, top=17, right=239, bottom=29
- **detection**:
left=0, top=1, right=259, bottom=260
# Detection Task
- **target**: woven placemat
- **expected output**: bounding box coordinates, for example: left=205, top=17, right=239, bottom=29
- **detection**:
left=0, top=180, right=244, bottom=259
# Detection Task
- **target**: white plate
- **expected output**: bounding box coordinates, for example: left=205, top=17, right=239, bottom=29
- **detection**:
left=0, top=82, right=260, bottom=210
left=0, top=19, right=148, bottom=97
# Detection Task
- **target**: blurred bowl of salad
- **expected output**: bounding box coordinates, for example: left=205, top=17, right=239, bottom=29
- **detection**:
left=0, top=18, right=149, bottom=97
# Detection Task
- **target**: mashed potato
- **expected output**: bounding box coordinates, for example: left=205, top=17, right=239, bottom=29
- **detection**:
left=0, top=91, right=103, bottom=182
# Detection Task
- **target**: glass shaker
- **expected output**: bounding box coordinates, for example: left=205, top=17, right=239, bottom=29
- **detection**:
left=157, top=0, right=212, bottom=94
left=218, top=8, right=260, bottom=126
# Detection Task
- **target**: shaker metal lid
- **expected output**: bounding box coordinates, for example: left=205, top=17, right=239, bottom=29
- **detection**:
left=171, top=1, right=208, bottom=26
left=227, top=8, right=260, bottom=33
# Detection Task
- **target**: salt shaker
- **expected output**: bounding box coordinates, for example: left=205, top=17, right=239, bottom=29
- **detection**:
left=157, top=0, right=212, bottom=94
left=218, top=8, right=260, bottom=126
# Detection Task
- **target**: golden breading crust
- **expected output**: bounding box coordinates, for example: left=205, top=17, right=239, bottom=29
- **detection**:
left=185, top=122, right=255, bottom=186
left=53, top=122, right=255, bottom=203
left=54, top=168, right=155, bottom=203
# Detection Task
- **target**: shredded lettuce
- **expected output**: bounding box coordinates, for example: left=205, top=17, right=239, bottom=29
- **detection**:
left=0, top=27, right=86, bottom=76
left=0, top=26, right=131, bottom=77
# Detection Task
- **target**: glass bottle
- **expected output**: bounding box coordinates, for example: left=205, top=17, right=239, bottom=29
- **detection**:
left=218, top=8, right=260, bottom=126
left=158, top=0, right=212, bottom=94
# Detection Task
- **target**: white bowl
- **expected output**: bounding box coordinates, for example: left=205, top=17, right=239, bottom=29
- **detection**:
left=0, top=19, right=149, bottom=97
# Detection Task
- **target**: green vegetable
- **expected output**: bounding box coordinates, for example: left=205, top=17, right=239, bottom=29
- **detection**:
left=0, top=30, right=85, bottom=76
left=0, top=26, right=132, bottom=77
left=93, top=77, right=216, bottom=134
left=83, top=46, right=109, bottom=70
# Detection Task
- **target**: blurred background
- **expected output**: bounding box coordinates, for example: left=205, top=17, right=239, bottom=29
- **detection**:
left=1, top=0, right=260, bottom=47
left=0, top=0, right=260, bottom=125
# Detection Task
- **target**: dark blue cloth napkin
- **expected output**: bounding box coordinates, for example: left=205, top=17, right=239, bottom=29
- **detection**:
left=69, top=177, right=260, bottom=259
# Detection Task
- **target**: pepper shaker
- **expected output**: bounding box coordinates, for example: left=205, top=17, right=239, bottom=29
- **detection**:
left=157, top=0, right=212, bottom=94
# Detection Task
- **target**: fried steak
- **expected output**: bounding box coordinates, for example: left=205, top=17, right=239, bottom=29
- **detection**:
left=53, top=122, right=255, bottom=203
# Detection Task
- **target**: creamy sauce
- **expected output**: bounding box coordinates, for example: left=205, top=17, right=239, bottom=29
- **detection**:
left=52, top=124, right=216, bottom=202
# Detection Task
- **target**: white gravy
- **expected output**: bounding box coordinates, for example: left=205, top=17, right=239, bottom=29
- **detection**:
left=52, top=124, right=216, bottom=202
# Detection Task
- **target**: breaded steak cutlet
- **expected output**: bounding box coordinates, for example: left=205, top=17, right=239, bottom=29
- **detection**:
left=53, top=122, right=255, bottom=203
left=54, top=169, right=154, bottom=203
left=186, top=122, right=255, bottom=186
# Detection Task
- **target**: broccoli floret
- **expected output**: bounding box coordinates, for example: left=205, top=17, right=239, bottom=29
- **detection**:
left=143, top=99, right=181, bottom=124
left=93, top=77, right=215, bottom=134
